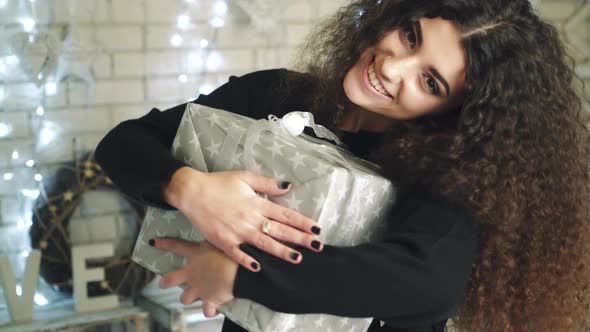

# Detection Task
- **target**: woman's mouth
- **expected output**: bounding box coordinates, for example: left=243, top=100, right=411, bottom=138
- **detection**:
left=364, top=57, right=392, bottom=100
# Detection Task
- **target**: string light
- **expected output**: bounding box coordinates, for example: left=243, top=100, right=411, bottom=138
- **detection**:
left=34, top=173, right=43, bottom=182
left=5, top=55, right=19, bottom=65
left=36, top=105, right=45, bottom=116
left=21, top=18, right=36, bottom=32
left=21, top=189, right=40, bottom=199
left=26, top=160, right=35, bottom=167
left=209, top=17, right=224, bottom=28
left=34, top=293, right=48, bottom=305
left=178, top=74, right=188, bottom=83
left=170, top=33, right=183, bottom=47
left=0, top=122, right=12, bottom=137
left=39, top=126, right=56, bottom=145
left=200, top=39, right=209, bottom=48
left=21, top=251, right=29, bottom=257
left=213, top=1, right=227, bottom=16
left=45, top=81, right=57, bottom=95
left=3, top=173, right=14, bottom=181
left=177, top=14, right=191, bottom=30
left=12, top=150, right=19, bottom=160
left=16, top=285, right=22, bottom=296
left=0, top=59, right=6, bottom=73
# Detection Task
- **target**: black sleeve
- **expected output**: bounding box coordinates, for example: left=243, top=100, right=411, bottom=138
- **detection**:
left=233, top=195, right=478, bottom=326
left=94, top=68, right=289, bottom=209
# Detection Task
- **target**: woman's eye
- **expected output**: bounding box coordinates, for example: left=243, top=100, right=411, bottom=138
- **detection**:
left=405, top=27, right=417, bottom=48
left=424, top=75, right=439, bottom=95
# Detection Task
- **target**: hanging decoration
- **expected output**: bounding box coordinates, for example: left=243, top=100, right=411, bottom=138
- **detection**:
left=9, top=31, right=59, bottom=87
left=235, top=0, right=289, bottom=42
left=28, top=153, right=154, bottom=298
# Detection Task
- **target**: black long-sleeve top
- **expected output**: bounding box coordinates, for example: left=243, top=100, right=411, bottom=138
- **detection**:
left=95, top=68, right=479, bottom=332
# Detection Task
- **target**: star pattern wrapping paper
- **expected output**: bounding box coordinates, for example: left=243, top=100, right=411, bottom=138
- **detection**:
left=132, top=103, right=396, bottom=332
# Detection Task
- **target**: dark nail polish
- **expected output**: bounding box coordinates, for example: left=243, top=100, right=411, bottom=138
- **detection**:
left=311, top=226, right=321, bottom=235
left=149, top=239, right=155, bottom=247
left=278, top=181, right=291, bottom=189
left=290, top=252, right=300, bottom=261
left=251, top=262, right=260, bottom=270
left=311, top=240, right=321, bottom=250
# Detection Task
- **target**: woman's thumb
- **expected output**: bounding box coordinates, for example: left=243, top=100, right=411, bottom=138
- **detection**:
left=239, top=171, right=291, bottom=196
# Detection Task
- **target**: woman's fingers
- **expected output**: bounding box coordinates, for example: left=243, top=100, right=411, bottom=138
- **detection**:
left=152, top=237, right=200, bottom=257
left=237, top=171, right=291, bottom=196
left=202, top=300, right=219, bottom=318
left=249, top=231, right=307, bottom=264
left=262, top=200, right=321, bottom=236
left=259, top=219, right=323, bottom=253
left=226, top=246, right=262, bottom=272
left=160, top=269, right=187, bottom=289
left=180, top=287, right=201, bottom=305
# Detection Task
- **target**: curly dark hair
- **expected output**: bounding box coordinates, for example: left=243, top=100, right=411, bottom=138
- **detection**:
left=274, top=0, right=590, bottom=331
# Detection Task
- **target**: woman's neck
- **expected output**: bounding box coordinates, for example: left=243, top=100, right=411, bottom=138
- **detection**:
left=336, top=104, right=395, bottom=133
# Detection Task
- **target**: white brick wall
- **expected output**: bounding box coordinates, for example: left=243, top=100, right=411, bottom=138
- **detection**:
left=0, top=1, right=587, bottom=328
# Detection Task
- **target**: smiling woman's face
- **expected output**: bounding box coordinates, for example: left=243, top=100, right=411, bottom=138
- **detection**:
left=343, top=17, right=468, bottom=122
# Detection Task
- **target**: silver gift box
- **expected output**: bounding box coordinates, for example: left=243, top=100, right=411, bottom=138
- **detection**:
left=132, top=103, right=396, bottom=332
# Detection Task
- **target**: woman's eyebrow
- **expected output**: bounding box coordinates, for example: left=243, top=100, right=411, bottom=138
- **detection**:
left=430, top=67, right=451, bottom=97
left=415, top=20, right=451, bottom=97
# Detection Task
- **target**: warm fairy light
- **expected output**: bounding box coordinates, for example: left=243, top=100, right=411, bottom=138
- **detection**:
left=177, top=14, right=191, bottom=29
left=21, top=18, right=35, bottom=32
left=12, top=150, right=19, bottom=160
left=170, top=33, right=183, bottom=47
left=178, top=74, right=188, bottom=83
left=36, top=105, right=44, bottom=116
left=45, top=81, right=57, bottom=95
left=26, top=159, right=35, bottom=167
left=200, top=39, right=209, bottom=48
left=3, top=173, right=14, bottom=181
left=213, top=1, right=227, bottom=16
left=34, top=173, right=43, bottom=182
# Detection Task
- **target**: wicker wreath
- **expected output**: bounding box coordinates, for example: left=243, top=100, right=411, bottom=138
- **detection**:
left=29, top=152, right=154, bottom=297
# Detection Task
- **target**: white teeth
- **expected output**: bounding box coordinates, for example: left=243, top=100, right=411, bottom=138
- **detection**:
left=368, top=62, right=390, bottom=96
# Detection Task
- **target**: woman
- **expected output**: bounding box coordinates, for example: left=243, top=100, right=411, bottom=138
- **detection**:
left=95, top=0, right=590, bottom=331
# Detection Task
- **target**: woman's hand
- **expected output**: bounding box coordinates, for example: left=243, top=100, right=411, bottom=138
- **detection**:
left=153, top=237, right=233, bottom=317
left=164, top=167, right=324, bottom=272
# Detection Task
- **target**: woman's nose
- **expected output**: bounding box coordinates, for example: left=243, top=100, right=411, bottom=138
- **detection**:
left=382, top=55, right=417, bottom=85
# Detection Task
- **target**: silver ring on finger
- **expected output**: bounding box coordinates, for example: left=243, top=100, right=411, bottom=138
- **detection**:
left=261, top=220, right=271, bottom=235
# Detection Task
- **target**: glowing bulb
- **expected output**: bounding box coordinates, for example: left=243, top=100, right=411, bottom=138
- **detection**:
left=21, top=251, right=29, bottom=257
left=11, top=150, right=19, bottom=160
left=34, top=293, right=48, bottom=306
left=213, top=1, right=227, bottom=15
left=0, top=122, right=12, bottom=137
left=26, top=160, right=35, bottom=167
left=16, top=285, right=22, bottom=296
left=206, top=52, right=223, bottom=71
left=45, top=81, right=57, bottom=95
left=34, top=173, right=42, bottom=182
left=177, top=14, right=191, bottom=29
left=3, top=173, right=14, bottom=181
left=5, top=55, right=19, bottom=65
left=37, top=72, right=43, bottom=80
left=170, top=33, right=183, bottom=47
left=199, top=84, right=214, bottom=95
left=178, top=74, right=188, bottom=83
left=21, top=18, right=35, bottom=32
left=36, top=105, right=44, bottom=116
left=39, top=127, right=56, bottom=145
left=21, top=189, right=40, bottom=199
left=209, top=17, right=224, bottom=28
left=200, top=39, right=209, bottom=48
